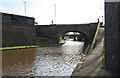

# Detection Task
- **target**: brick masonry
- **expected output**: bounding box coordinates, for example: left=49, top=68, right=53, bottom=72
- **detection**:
left=36, top=23, right=98, bottom=44
left=105, top=2, right=120, bottom=76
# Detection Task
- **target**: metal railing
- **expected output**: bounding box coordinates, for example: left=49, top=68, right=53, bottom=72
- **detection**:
left=88, top=22, right=101, bottom=53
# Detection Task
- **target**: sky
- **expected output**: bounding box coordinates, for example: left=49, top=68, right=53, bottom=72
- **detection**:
left=0, top=0, right=104, bottom=25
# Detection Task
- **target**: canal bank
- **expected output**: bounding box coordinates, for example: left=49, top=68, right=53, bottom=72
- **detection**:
left=0, top=43, right=62, bottom=51
left=71, top=28, right=112, bottom=76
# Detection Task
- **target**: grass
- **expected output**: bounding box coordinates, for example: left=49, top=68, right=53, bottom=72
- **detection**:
left=87, top=44, right=92, bottom=54
left=0, top=45, right=37, bottom=50
left=59, top=39, right=65, bottom=43
left=101, top=43, right=105, bottom=69
left=0, top=43, right=61, bottom=51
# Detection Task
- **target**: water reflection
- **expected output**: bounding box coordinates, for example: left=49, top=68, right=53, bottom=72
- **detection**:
left=2, top=41, right=84, bottom=76
left=2, top=48, right=36, bottom=76
left=62, top=41, right=84, bottom=54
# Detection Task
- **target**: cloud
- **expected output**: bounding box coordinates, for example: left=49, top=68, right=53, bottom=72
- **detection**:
left=0, top=0, right=104, bottom=24
left=0, top=6, right=6, bottom=11
left=0, top=0, right=21, bottom=2
left=0, top=5, right=12, bottom=14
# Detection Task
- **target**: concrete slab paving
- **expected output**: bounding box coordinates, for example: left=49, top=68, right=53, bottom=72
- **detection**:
left=71, top=28, right=112, bottom=77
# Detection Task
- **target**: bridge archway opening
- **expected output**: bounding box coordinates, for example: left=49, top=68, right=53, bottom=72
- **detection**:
left=59, top=31, right=88, bottom=44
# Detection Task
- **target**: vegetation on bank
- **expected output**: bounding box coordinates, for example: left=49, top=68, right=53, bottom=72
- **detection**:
left=101, top=43, right=105, bottom=69
left=0, top=43, right=61, bottom=51
left=59, top=39, right=65, bottom=43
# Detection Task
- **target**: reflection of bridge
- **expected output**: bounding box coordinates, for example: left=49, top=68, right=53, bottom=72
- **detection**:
left=36, top=23, right=98, bottom=44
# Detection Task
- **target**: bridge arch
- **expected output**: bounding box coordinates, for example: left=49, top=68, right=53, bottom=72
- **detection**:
left=58, top=31, right=88, bottom=43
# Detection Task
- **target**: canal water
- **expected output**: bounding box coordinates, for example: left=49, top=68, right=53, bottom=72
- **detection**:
left=2, top=41, right=84, bottom=76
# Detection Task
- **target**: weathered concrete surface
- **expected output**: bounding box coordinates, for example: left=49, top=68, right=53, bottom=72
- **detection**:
left=71, top=28, right=112, bottom=76
left=36, top=23, right=98, bottom=44
left=105, top=2, right=120, bottom=76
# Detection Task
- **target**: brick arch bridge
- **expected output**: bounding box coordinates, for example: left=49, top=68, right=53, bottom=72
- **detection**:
left=36, top=22, right=98, bottom=44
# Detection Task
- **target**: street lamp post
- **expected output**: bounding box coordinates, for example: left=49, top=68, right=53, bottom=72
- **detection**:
left=23, top=1, right=26, bottom=15
left=55, top=4, right=56, bottom=24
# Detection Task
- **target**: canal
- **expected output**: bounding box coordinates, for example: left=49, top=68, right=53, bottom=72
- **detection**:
left=2, top=41, right=84, bottom=76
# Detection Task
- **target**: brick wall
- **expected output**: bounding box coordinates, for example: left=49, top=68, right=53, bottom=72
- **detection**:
left=105, top=2, right=120, bottom=76
left=36, top=23, right=98, bottom=44
left=118, top=2, right=120, bottom=75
